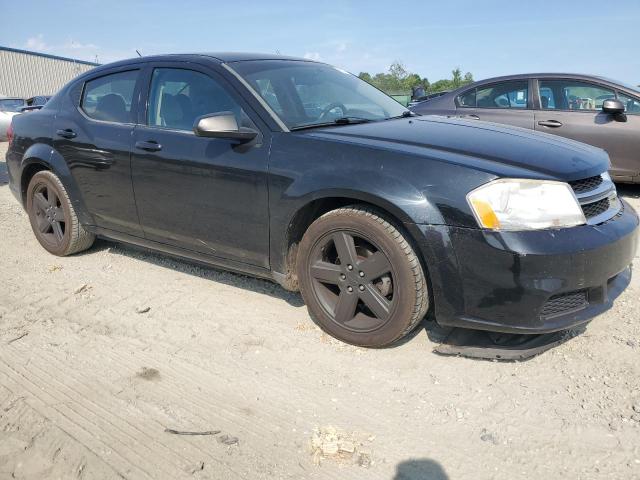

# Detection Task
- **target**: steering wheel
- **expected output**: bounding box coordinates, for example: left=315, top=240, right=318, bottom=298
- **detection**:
left=318, top=102, right=347, bottom=121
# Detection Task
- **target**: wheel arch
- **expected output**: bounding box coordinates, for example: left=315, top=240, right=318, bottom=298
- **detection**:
left=274, top=190, right=431, bottom=292
left=20, top=144, right=95, bottom=227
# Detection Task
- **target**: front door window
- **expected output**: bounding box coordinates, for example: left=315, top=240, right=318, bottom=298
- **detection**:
left=147, top=68, right=252, bottom=131
left=538, top=80, right=615, bottom=111
left=617, top=92, right=640, bottom=114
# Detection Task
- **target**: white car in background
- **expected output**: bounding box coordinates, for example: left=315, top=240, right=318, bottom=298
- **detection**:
left=0, top=98, right=25, bottom=140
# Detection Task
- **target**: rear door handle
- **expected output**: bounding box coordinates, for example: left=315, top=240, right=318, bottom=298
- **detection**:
left=537, top=120, right=563, bottom=128
left=135, top=140, right=162, bottom=152
left=56, top=128, right=77, bottom=139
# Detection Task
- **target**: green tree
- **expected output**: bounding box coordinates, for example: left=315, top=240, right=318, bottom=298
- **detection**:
left=430, top=79, right=452, bottom=92
left=404, top=73, right=423, bottom=91
left=451, top=68, right=463, bottom=88
left=358, top=62, right=473, bottom=96
left=388, top=61, right=409, bottom=83
left=358, top=72, right=373, bottom=84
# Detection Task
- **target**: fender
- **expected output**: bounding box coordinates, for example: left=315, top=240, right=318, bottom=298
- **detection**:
left=20, top=143, right=95, bottom=227
left=269, top=171, right=445, bottom=278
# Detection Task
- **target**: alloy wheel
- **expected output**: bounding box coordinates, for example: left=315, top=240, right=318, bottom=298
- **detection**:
left=308, top=230, right=396, bottom=332
left=32, top=183, right=66, bottom=247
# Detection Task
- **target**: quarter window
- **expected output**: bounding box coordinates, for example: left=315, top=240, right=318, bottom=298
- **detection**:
left=538, top=80, right=615, bottom=111
left=617, top=92, right=640, bottom=114
left=458, top=89, right=476, bottom=107
left=458, top=81, right=528, bottom=109
left=147, top=68, right=249, bottom=131
left=81, top=70, right=138, bottom=123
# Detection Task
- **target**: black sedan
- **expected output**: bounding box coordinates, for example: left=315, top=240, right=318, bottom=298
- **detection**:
left=411, top=74, right=640, bottom=183
left=5, top=54, right=639, bottom=347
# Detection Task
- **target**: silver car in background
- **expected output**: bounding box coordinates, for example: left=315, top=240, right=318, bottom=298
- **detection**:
left=0, top=97, right=25, bottom=140
left=411, top=74, right=640, bottom=183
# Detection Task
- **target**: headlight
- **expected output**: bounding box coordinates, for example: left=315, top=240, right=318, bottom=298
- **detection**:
left=467, top=179, right=586, bottom=231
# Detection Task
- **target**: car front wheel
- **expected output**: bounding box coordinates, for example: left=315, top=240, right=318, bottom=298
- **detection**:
left=297, top=206, right=429, bottom=347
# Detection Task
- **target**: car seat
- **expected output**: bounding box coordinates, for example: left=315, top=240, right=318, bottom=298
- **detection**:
left=541, top=96, right=550, bottom=109
left=94, top=94, right=128, bottom=123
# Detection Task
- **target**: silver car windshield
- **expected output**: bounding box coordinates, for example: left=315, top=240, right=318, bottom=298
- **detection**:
left=0, top=98, right=25, bottom=112
left=229, top=60, right=408, bottom=130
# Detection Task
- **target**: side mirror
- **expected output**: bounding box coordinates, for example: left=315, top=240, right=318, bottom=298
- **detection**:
left=602, top=99, right=627, bottom=122
left=193, top=112, right=258, bottom=143
left=602, top=99, right=625, bottom=114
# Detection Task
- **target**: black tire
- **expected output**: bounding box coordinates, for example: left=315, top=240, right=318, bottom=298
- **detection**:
left=26, top=170, right=95, bottom=256
left=297, top=206, right=429, bottom=347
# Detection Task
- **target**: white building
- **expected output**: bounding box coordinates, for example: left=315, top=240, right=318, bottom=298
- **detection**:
left=0, top=46, right=98, bottom=98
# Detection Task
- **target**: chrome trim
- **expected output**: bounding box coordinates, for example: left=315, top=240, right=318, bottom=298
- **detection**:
left=221, top=63, right=290, bottom=132
left=572, top=175, right=621, bottom=225
left=574, top=180, right=616, bottom=205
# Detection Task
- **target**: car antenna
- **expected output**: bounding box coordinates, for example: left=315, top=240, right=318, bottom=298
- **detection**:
left=136, top=50, right=142, bottom=57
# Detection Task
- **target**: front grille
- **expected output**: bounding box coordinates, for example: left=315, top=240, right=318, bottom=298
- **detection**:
left=540, top=291, right=588, bottom=318
left=568, top=174, right=620, bottom=224
left=582, top=197, right=610, bottom=219
left=569, top=175, right=603, bottom=194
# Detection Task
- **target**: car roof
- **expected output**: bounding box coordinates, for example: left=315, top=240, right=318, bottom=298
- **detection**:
left=87, top=52, right=319, bottom=73
left=459, top=73, right=636, bottom=91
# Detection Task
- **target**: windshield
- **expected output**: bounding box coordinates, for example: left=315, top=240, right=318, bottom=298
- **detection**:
left=229, top=60, right=408, bottom=129
left=0, top=98, right=25, bottom=112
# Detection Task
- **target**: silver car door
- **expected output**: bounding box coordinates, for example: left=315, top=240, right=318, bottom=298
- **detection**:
left=535, top=79, right=640, bottom=180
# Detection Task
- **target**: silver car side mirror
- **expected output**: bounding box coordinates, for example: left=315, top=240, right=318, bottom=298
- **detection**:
left=193, top=112, right=258, bottom=142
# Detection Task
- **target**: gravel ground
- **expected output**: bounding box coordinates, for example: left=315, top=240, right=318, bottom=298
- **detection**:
left=1, top=141, right=639, bottom=480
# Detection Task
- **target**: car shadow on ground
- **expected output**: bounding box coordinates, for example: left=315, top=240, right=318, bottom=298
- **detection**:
left=393, top=312, right=586, bottom=361
left=617, top=183, right=640, bottom=199
left=86, top=239, right=306, bottom=308
left=393, top=458, right=449, bottom=479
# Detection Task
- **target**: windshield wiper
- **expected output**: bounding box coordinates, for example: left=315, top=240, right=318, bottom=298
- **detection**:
left=291, top=117, right=373, bottom=131
left=333, top=116, right=373, bottom=124
left=387, top=110, right=416, bottom=120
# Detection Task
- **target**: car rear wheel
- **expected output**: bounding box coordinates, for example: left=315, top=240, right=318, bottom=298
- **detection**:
left=297, top=206, right=429, bottom=347
left=26, top=170, right=95, bottom=256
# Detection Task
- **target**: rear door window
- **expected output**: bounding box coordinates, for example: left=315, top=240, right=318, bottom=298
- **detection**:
left=81, top=70, right=139, bottom=123
left=458, top=81, right=528, bottom=109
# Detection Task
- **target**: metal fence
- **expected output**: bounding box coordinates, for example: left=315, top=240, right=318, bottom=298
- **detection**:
left=0, top=46, right=99, bottom=98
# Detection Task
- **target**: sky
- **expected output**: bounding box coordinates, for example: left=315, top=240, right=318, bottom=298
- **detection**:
left=2, top=0, right=639, bottom=85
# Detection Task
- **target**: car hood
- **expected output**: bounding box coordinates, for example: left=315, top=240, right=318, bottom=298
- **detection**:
left=301, top=116, right=609, bottom=181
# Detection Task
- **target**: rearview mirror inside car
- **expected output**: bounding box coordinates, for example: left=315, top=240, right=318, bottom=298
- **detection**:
left=193, top=112, right=258, bottom=142
left=602, top=99, right=627, bottom=122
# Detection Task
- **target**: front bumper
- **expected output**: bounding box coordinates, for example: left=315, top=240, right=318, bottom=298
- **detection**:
left=414, top=199, right=639, bottom=333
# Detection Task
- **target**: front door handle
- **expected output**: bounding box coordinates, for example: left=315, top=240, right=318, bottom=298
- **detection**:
left=56, top=128, right=76, bottom=139
left=537, top=120, right=563, bottom=128
left=459, top=114, right=480, bottom=120
left=135, top=140, right=162, bottom=152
